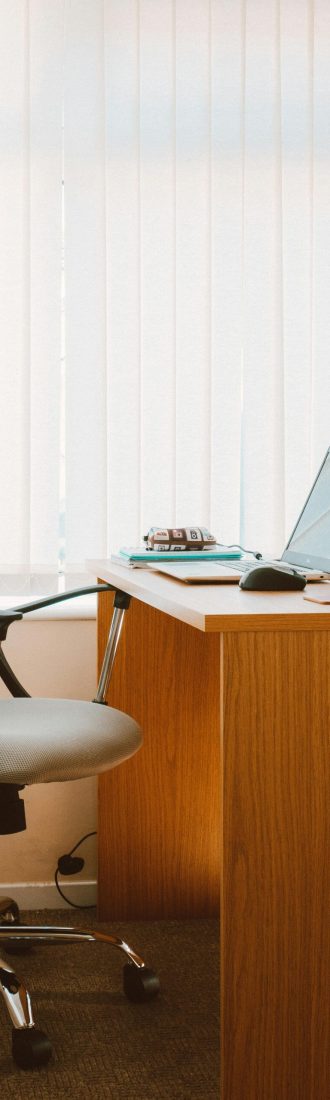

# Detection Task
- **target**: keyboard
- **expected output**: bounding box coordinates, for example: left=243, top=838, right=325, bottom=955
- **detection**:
left=221, top=558, right=275, bottom=573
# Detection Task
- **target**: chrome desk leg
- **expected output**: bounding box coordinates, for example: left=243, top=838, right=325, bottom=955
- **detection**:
left=94, top=591, right=131, bottom=704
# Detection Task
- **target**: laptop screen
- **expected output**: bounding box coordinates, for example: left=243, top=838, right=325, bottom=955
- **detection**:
left=282, top=447, right=330, bottom=572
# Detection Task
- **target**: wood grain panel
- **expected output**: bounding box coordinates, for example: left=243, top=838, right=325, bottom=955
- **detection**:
left=98, top=591, right=221, bottom=919
left=221, top=630, right=330, bottom=1100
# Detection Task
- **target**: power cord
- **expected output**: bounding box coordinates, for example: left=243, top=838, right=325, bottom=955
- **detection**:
left=55, top=831, right=97, bottom=909
left=218, top=542, right=263, bottom=559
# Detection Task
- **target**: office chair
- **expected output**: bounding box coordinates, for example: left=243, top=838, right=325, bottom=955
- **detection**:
left=0, top=584, right=159, bottom=1069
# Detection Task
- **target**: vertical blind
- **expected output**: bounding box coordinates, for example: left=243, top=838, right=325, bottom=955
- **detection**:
left=0, top=0, right=330, bottom=567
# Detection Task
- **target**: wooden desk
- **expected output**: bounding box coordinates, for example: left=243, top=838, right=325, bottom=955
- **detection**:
left=91, top=560, right=330, bottom=1100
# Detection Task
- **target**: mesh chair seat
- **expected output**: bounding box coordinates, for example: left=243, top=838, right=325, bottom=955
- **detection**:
left=0, top=697, right=142, bottom=785
left=0, top=587, right=161, bottom=1070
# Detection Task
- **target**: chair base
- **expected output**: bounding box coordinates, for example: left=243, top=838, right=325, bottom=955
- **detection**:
left=0, top=896, right=160, bottom=1069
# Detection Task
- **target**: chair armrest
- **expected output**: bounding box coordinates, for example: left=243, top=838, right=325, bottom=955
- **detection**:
left=9, top=583, right=116, bottom=617
left=0, top=611, right=23, bottom=641
left=0, top=584, right=131, bottom=700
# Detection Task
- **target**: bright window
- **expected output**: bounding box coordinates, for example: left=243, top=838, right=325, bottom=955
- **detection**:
left=1, top=1, right=330, bottom=570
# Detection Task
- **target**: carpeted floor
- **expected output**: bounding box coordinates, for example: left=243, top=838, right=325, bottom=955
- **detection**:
left=0, top=910, right=219, bottom=1099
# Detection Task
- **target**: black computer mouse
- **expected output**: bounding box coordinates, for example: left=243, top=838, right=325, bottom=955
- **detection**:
left=239, top=565, right=306, bottom=591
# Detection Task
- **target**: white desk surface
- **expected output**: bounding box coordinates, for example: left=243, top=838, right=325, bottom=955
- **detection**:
left=89, top=559, right=330, bottom=633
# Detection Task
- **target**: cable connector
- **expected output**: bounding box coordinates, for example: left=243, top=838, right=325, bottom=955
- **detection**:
left=57, top=854, right=84, bottom=876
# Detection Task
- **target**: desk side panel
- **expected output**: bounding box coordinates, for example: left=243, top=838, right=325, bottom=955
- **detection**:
left=221, top=629, right=330, bottom=1100
left=98, top=592, right=221, bottom=919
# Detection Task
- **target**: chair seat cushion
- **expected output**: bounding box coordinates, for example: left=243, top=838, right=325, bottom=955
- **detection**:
left=0, top=698, right=142, bottom=784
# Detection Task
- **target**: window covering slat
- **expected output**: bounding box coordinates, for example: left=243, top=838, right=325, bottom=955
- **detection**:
left=104, top=0, right=141, bottom=551
left=0, top=3, right=29, bottom=563
left=241, top=0, right=283, bottom=551
left=64, top=0, right=107, bottom=565
left=0, top=1, right=63, bottom=565
left=29, top=0, right=63, bottom=563
left=280, top=0, right=314, bottom=530
left=210, top=0, right=243, bottom=546
left=175, top=1, right=211, bottom=523
left=311, top=1, right=330, bottom=467
left=139, top=0, right=175, bottom=535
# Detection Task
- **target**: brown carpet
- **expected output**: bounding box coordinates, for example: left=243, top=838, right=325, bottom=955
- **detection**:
left=0, top=910, right=219, bottom=1099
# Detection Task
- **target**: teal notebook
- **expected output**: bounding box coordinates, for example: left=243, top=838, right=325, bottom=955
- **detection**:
left=114, top=545, right=241, bottom=565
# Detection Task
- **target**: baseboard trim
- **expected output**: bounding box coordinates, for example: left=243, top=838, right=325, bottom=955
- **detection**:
left=0, top=880, right=97, bottom=910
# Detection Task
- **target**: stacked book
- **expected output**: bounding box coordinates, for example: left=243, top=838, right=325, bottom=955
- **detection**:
left=111, top=546, right=241, bottom=569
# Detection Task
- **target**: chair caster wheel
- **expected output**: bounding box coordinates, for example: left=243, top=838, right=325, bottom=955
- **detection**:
left=12, top=1027, right=52, bottom=1070
left=123, top=964, right=160, bottom=1003
left=0, top=897, right=20, bottom=923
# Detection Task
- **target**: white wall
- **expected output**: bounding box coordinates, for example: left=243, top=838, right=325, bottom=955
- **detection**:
left=0, top=617, right=98, bottom=907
